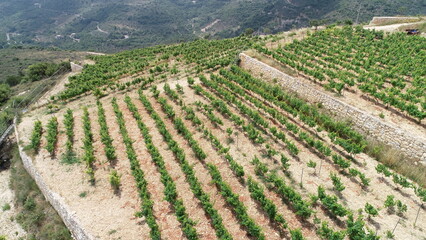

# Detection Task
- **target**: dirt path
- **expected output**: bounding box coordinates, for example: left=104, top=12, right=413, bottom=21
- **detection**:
left=201, top=19, right=221, bottom=33
left=97, top=24, right=109, bottom=34
left=0, top=170, right=27, bottom=239
left=33, top=72, right=78, bottom=108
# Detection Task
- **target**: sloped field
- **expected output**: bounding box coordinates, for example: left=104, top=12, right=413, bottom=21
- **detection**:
left=17, top=28, right=426, bottom=240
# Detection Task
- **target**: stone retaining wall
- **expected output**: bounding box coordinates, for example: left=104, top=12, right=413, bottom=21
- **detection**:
left=70, top=62, right=83, bottom=72
left=239, top=53, right=426, bottom=162
left=369, top=16, right=423, bottom=26
left=14, top=119, right=95, bottom=240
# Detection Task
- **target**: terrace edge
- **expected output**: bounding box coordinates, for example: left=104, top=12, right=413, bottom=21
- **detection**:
left=14, top=118, right=96, bottom=240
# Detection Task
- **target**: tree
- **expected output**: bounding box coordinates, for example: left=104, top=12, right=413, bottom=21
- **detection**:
left=244, top=28, right=254, bottom=36
left=309, top=20, right=325, bottom=30
left=5, top=75, right=22, bottom=86
left=344, top=19, right=353, bottom=26
left=309, top=20, right=320, bottom=30
left=0, top=84, right=11, bottom=105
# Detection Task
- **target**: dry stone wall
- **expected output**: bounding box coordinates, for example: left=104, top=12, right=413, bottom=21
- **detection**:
left=239, top=53, right=426, bottom=163
left=369, top=16, right=423, bottom=26
left=14, top=119, right=95, bottom=240
left=70, top=62, right=84, bottom=72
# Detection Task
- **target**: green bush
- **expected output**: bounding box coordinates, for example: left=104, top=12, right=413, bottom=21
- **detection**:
left=0, top=84, right=11, bottom=105
left=2, top=203, right=11, bottom=211
left=23, top=61, right=71, bottom=82
left=109, top=170, right=121, bottom=191
left=365, top=203, right=379, bottom=218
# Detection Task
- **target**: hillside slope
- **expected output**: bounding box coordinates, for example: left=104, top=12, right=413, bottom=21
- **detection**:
left=0, top=0, right=424, bottom=52
left=13, top=27, right=426, bottom=240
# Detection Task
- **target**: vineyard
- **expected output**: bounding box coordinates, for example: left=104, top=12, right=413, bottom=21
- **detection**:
left=255, top=26, right=426, bottom=123
left=17, top=26, right=426, bottom=240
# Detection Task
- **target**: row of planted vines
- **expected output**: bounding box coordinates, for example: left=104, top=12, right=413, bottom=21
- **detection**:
left=24, top=28, right=425, bottom=240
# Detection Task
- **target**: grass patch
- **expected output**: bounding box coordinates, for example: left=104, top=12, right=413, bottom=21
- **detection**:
left=79, top=191, right=87, bottom=198
left=9, top=143, right=72, bottom=240
left=60, top=151, right=80, bottom=165
left=2, top=203, right=11, bottom=211
left=365, top=138, right=426, bottom=188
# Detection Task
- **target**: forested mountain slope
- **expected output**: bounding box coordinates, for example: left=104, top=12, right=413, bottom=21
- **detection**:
left=0, top=0, right=424, bottom=52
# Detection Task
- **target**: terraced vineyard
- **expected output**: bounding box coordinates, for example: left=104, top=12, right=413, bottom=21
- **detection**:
left=255, top=26, right=426, bottom=122
left=17, top=27, right=426, bottom=240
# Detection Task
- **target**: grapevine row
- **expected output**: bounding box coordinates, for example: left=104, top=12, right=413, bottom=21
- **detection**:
left=199, top=74, right=300, bottom=155
left=30, top=120, right=42, bottom=152
left=82, top=108, right=95, bottom=183
left=96, top=101, right=117, bottom=162
left=45, top=116, right=58, bottom=156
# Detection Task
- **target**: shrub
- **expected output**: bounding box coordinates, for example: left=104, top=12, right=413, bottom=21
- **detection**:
left=109, top=170, right=121, bottom=191
left=0, top=84, right=11, bottom=105
left=307, top=160, right=317, bottom=169
left=330, top=172, right=345, bottom=192
left=2, top=203, right=11, bottom=211
left=384, top=195, right=396, bottom=210
left=365, top=203, right=379, bottom=218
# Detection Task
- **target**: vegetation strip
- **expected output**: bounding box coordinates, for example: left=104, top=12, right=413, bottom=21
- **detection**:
left=251, top=157, right=313, bottom=219
left=226, top=66, right=366, bottom=155
left=61, top=109, right=78, bottom=164
left=96, top=101, right=117, bottom=163
left=219, top=67, right=370, bottom=186
left=82, top=108, right=96, bottom=183
left=255, top=27, right=425, bottom=121
left=30, top=120, right=42, bottom=153
left=45, top=116, right=58, bottom=156
left=198, top=75, right=300, bottom=155
left=162, top=84, right=314, bottom=238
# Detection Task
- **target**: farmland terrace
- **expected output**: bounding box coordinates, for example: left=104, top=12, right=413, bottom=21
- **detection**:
left=17, top=27, right=426, bottom=240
